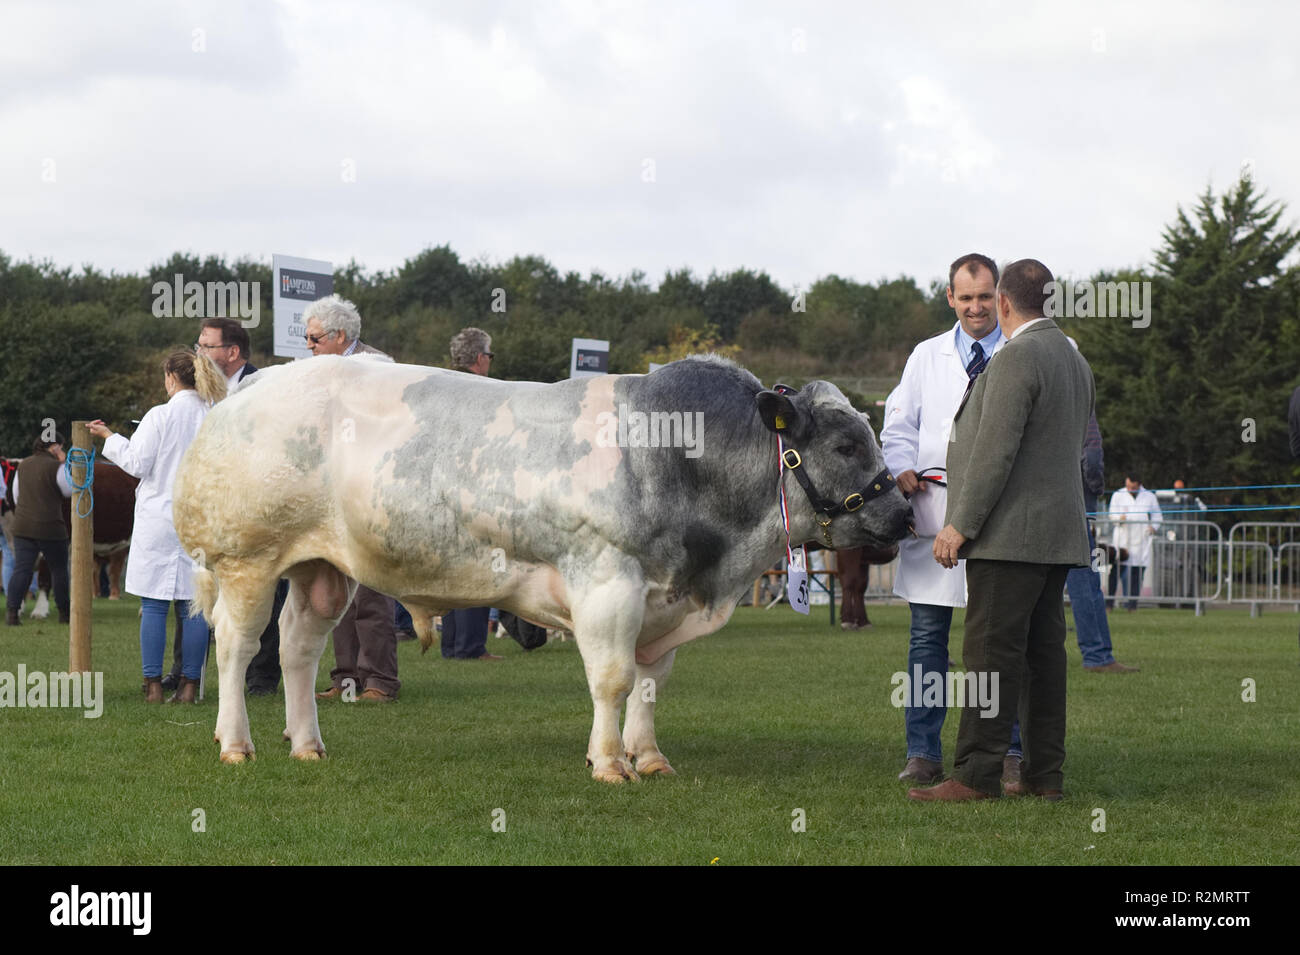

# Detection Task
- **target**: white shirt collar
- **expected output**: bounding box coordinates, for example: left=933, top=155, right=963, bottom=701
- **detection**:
left=1010, top=317, right=1051, bottom=339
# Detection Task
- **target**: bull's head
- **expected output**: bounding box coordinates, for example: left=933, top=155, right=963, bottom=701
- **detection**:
left=756, top=382, right=913, bottom=549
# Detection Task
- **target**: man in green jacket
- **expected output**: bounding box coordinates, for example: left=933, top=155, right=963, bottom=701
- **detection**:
left=910, top=259, right=1094, bottom=802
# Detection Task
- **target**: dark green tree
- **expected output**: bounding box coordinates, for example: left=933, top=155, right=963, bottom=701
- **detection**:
left=1068, top=175, right=1300, bottom=500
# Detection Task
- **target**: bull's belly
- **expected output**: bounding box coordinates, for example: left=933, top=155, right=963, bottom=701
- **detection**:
left=344, top=546, right=576, bottom=630
left=306, top=520, right=737, bottom=649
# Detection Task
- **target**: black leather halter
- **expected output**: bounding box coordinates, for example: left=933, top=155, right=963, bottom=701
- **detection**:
left=772, top=384, right=897, bottom=547
left=781, top=446, right=896, bottom=547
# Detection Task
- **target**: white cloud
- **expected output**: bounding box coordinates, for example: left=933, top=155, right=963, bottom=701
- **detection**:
left=1, top=0, right=1297, bottom=292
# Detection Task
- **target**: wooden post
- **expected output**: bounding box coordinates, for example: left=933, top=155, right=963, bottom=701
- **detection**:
left=69, top=420, right=93, bottom=673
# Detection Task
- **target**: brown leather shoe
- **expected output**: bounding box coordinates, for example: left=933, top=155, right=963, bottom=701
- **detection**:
left=472, top=653, right=504, bottom=661
left=143, top=678, right=164, bottom=704
left=898, top=757, right=944, bottom=783
left=315, top=686, right=343, bottom=700
left=356, top=687, right=396, bottom=703
left=907, top=778, right=994, bottom=802
left=1084, top=661, right=1140, bottom=673
left=167, top=677, right=199, bottom=704
left=1001, top=754, right=1022, bottom=786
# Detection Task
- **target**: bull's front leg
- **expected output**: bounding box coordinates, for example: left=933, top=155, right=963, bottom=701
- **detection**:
left=623, top=648, right=677, bottom=776
left=572, top=577, right=646, bottom=783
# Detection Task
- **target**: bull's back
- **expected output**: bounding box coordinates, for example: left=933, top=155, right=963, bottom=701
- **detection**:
left=175, top=357, right=613, bottom=571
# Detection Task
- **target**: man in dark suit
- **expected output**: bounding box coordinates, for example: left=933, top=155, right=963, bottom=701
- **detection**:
left=193, top=318, right=286, bottom=695
left=910, top=259, right=1094, bottom=802
left=198, top=318, right=258, bottom=390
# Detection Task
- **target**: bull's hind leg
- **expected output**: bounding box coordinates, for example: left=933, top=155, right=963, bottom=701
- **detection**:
left=211, top=575, right=277, bottom=763
left=281, top=561, right=355, bottom=761
left=623, top=648, right=677, bottom=776
left=571, top=576, right=646, bottom=783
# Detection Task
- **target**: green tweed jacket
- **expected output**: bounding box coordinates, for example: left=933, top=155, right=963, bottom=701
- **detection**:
left=945, top=318, right=1094, bottom=565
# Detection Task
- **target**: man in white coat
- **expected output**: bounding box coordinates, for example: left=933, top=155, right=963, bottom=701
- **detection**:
left=1108, top=473, right=1162, bottom=611
left=882, top=253, right=1020, bottom=784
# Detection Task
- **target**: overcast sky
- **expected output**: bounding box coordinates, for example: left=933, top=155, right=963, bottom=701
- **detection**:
left=3, top=0, right=1296, bottom=292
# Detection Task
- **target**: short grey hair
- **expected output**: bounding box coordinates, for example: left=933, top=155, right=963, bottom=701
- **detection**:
left=450, top=327, right=491, bottom=369
left=303, top=294, right=361, bottom=342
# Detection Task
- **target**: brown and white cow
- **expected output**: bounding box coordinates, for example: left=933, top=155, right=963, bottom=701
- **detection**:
left=25, top=459, right=137, bottom=617
left=173, top=355, right=911, bottom=780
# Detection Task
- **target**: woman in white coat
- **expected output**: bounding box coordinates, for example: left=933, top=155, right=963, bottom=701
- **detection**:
left=87, top=350, right=226, bottom=702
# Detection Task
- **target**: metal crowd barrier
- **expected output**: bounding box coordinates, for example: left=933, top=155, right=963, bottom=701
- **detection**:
left=1227, top=522, right=1300, bottom=615
left=1090, top=518, right=1224, bottom=615
left=748, top=519, right=1300, bottom=618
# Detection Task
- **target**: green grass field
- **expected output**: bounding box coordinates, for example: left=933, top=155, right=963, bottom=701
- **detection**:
left=1, top=599, right=1297, bottom=865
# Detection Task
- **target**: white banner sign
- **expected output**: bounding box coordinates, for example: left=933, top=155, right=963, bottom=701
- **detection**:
left=273, top=254, right=333, bottom=359
left=570, top=338, right=610, bottom=379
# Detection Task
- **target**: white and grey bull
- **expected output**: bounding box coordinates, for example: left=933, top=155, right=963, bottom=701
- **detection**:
left=173, top=354, right=911, bottom=781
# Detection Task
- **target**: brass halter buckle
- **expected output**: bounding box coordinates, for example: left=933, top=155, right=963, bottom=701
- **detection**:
left=782, top=448, right=802, bottom=469
left=817, top=514, right=834, bottom=547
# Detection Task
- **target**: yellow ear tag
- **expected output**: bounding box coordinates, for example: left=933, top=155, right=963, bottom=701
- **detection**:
left=774, top=414, right=786, bottom=430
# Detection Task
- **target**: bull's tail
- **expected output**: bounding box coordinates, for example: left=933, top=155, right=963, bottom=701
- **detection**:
left=191, top=565, right=219, bottom=622
left=413, top=613, right=437, bottom=655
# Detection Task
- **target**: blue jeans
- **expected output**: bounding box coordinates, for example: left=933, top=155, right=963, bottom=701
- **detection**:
left=441, top=607, right=490, bottom=659
left=1, top=532, right=15, bottom=594
left=0, top=533, right=36, bottom=595
left=394, top=601, right=413, bottom=632
left=1067, top=530, right=1115, bottom=667
left=6, top=537, right=67, bottom=614
left=905, top=602, right=1021, bottom=763
left=141, top=597, right=209, bottom=680
left=1120, top=564, right=1144, bottom=610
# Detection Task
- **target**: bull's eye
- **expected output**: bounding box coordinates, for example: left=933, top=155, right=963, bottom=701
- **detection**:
left=836, top=445, right=856, bottom=457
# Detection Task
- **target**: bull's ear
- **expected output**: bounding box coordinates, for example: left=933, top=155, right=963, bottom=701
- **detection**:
left=756, top=390, right=805, bottom=437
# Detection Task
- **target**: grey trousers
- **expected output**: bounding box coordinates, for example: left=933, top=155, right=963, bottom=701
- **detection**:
left=329, top=583, right=400, bottom=696
left=953, top=560, right=1070, bottom=795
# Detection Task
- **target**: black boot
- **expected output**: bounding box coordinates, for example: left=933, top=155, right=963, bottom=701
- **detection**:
left=5, top=608, right=19, bottom=627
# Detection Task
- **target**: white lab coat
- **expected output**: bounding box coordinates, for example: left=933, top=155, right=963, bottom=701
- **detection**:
left=102, top=389, right=210, bottom=600
left=1108, top=486, right=1162, bottom=567
left=881, top=323, right=1006, bottom=607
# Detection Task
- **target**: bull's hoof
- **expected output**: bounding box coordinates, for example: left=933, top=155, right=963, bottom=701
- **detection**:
left=592, top=767, right=639, bottom=784
left=636, top=757, right=676, bottom=777
left=590, top=756, right=640, bottom=783
left=219, top=749, right=255, bottom=764
left=291, top=747, right=326, bottom=761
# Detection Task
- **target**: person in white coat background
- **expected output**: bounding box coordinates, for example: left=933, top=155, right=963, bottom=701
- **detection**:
left=1108, top=473, right=1163, bottom=611
left=881, top=253, right=1019, bottom=785
left=87, top=349, right=226, bottom=703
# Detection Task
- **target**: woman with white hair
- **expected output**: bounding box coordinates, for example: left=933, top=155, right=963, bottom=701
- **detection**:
left=87, top=350, right=226, bottom=703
